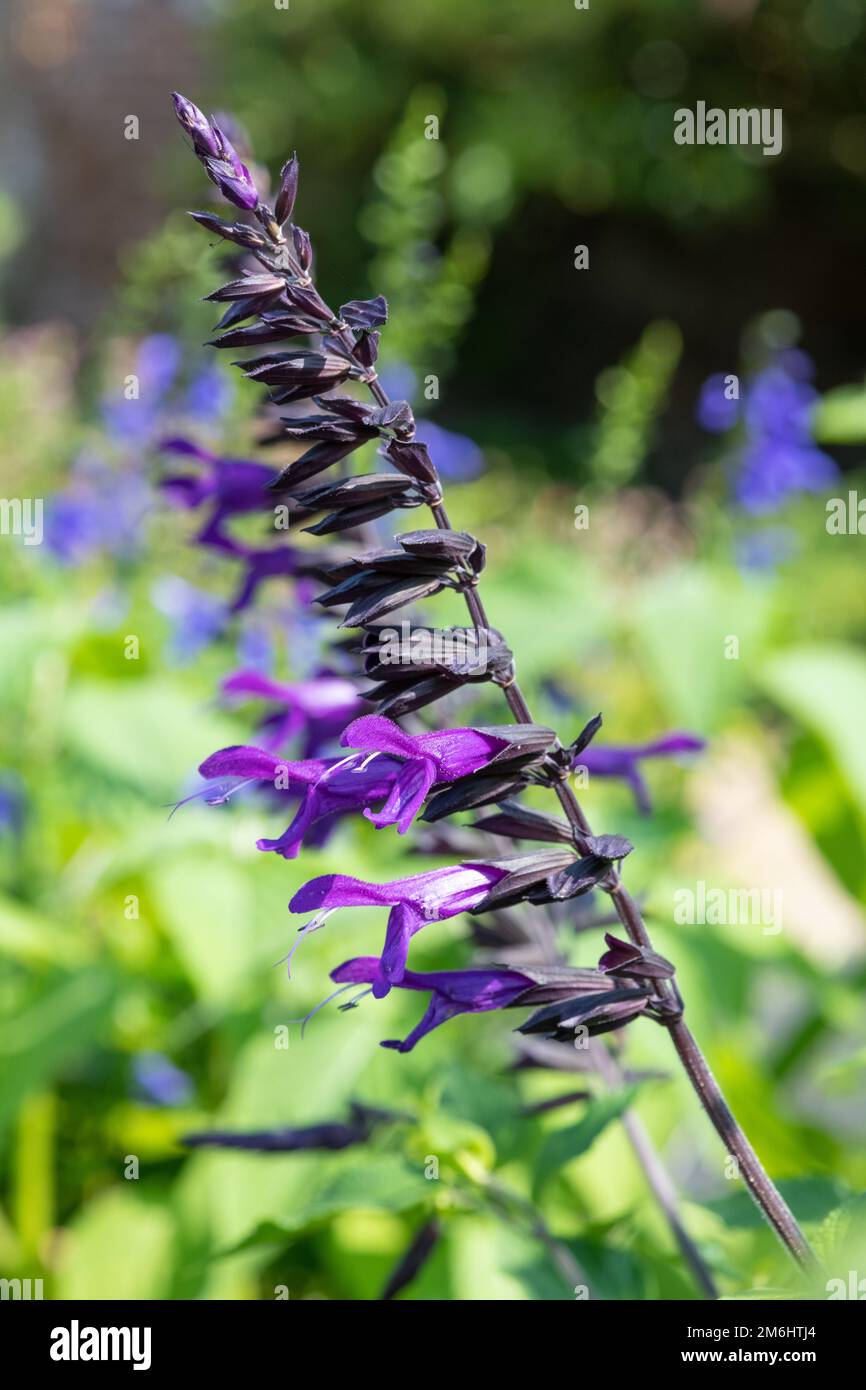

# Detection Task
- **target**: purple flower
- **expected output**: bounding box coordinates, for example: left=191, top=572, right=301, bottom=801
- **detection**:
left=197, top=716, right=509, bottom=858
left=172, top=93, right=259, bottom=211
left=414, top=421, right=485, bottom=482
left=338, top=715, right=509, bottom=832
left=152, top=576, right=228, bottom=662
left=290, top=862, right=507, bottom=995
left=696, top=372, right=741, bottom=434
left=132, top=1052, right=193, bottom=1107
left=226, top=544, right=307, bottom=612
left=697, top=351, right=839, bottom=515
left=184, top=365, right=232, bottom=422
left=331, top=956, right=534, bottom=1051
left=159, top=438, right=275, bottom=551
left=171, top=93, right=223, bottom=158
left=0, top=775, right=25, bottom=839
left=45, top=455, right=152, bottom=564
left=197, top=744, right=397, bottom=859
left=574, top=732, right=704, bottom=814
left=221, top=669, right=364, bottom=754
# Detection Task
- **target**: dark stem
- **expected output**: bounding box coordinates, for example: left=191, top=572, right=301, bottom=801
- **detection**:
left=258, top=206, right=816, bottom=1273
left=379, top=1218, right=440, bottom=1301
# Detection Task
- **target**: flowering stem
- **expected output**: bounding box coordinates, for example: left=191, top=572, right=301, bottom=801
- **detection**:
left=606, top=883, right=815, bottom=1268
left=256, top=204, right=815, bottom=1274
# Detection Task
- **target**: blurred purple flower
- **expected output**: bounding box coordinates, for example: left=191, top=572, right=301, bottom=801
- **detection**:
left=138, top=334, right=184, bottom=397
left=736, top=435, right=838, bottom=514
left=227, top=544, right=306, bottom=612
left=735, top=528, right=796, bottom=573
left=45, top=456, right=152, bottom=565
left=184, top=364, right=232, bottom=422
left=159, top=437, right=275, bottom=551
left=235, top=622, right=275, bottom=673
left=0, top=776, right=25, bottom=839
left=375, top=364, right=484, bottom=481
left=414, top=420, right=485, bottom=482
left=152, top=575, right=228, bottom=662
left=101, top=335, right=182, bottom=444
left=697, top=351, right=839, bottom=515
left=221, top=669, right=364, bottom=754
left=377, top=364, right=418, bottom=401
left=696, top=373, right=741, bottom=434
left=132, top=1052, right=193, bottom=1107
left=574, top=732, right=705, bottom=814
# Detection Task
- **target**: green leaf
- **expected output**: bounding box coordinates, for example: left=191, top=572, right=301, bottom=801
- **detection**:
left=0, top=969, right=115, bottom=1133
left=0, top=896, right=89, bottom=967
left=634, top=566, right=770, bottom=729
left=55, top=1189, right=175, bottom=1300
left=813, top=1193, right=866, bottom=1264
left=564, top=1236, right=649, bottom=1300
left=760, top=646, right=866, bottom=820
left=227, top=1153, right=433, bottom=1252
left=705, top=1177, right=847, bottom=1230
left=0, top=603, right=79, bottom=703
left=176, top=1013, right=397, bottom=1252
left=150, top=854, right=255, bottom=1004
left=814, top=385, right=866, bottom=444
left=62, top=676, right=238, bottom=798
left=534, top=1085, right=638, bottom=1193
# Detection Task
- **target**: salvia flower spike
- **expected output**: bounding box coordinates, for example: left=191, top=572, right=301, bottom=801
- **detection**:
left=172, top=93, right=815, bottom=1272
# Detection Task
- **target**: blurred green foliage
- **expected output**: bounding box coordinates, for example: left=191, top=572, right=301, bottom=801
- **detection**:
left=2, top=299, right=865, bottom=1298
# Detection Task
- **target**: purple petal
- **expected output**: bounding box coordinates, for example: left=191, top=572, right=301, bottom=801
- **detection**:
left=222, top=670, right=295, bottom=702
left=257, top=786, right=320, bottom=859
left=340, top=714, right=420, bottom=761
left=198, top=745, right=327, bottom=784
left=364, top=758, right=436, bottom=834
left=378, top=901, right=422, bottom=993
left=381, top=995, right=458, bottom=1051
left=330, top=957, right=382, bottom=985
left=290, top=873, right=405, bottom=914
left=637, top=733, right=705, bottom=758
left=289, top=863, right=504, bottom=917
left=416, top=726, right=508, bottom=780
